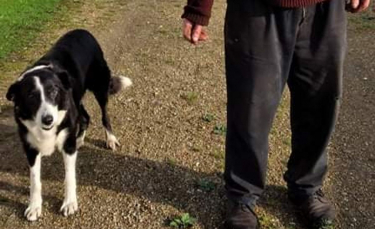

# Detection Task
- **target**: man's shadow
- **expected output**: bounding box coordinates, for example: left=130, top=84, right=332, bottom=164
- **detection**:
left=258, top=185, right=307, bottom=228
left=0, top=105, right=305, bottom=228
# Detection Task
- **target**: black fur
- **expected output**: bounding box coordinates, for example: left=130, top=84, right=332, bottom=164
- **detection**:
left=7, top=29, right=120, bottom=166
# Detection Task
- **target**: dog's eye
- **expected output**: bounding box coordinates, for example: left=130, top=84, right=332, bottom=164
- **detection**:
left=28, top=93, right=36, bottom=99
left=48, top=88, right=58, bottom=98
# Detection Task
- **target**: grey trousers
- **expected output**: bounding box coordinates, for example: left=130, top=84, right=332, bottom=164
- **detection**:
left=224, top=0, right=347, bottom=206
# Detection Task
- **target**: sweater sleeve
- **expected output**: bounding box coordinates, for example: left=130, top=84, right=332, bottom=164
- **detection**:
left=181, top=0, right=214, bottom=26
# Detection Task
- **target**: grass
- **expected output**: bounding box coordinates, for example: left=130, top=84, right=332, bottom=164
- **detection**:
left=167, top=157, right=177, bottom=166
left=258, top=214, right=278, bottom=229
left=196, top=179, right=215, bottom=192
left=213, top=124, right=227, bottom=135
left=181, top=92, right=199, bottom=104
left=348, top=5, right=375, bottom=31
left=210, top=150, right=224, bottom=160
left=169, top=213, right=197, bottom=228
left=202, top=113, right=215, bottom=122
left=0, top=0, right=63, bottom=59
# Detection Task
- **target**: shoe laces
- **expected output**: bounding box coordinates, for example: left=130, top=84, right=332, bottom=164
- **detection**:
left=312, top=189, right=328, bottom=203
left=239, top=203, right=253, bottom=212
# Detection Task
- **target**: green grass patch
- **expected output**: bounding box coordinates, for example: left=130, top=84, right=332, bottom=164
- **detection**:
left=258, top=214, right=278, bottom=229
left=282, top=139, right=291, bottom=147
left=181, top=92, right=199, bottom=104
left=348, top=6, right=375, bottom=31
left=168, top=213, right=197, bottom=228
left=196, top=179, right=215, bottom=192
left=0, top=0, right=65, bottom=59
left=210, top=150, right=224, bottom=160
left=166, top=157, right=177, bottom=166
left=202, top=113, right=215, bottom=122
left=213, top=124, right=227, bottom=136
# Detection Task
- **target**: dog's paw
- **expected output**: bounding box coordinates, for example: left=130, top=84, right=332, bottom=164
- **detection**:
left=106, top=134, right=120, bottom=151
left=25, top=204, right=42, bottom=221
left=60, top=199, right=78, bottom=217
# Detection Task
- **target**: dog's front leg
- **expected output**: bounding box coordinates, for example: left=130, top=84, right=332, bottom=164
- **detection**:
left=25, top=152, right=42, bottom=221
left=60, top=151, right=78, bottom=216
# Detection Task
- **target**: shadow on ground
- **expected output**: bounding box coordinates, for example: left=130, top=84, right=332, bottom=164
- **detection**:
left=0, top=105, right=305, bottom=229
left=259, top=185, right=308, bottom=228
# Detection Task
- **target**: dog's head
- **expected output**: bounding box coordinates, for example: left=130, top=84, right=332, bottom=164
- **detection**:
left=6, top=65, right=71, bottom=131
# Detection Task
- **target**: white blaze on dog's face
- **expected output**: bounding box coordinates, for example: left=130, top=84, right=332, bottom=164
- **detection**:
left=34, top=77, right=60, bottom=130
left=6, top=68, right=69, bottom=132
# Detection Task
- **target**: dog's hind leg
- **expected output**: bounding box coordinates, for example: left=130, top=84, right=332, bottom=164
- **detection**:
left=93, top=90, right=120, bottom=151
left=76, top=104, right=90, bottom=149
left=24, top=150, right=42, bottom=221
left=88, top=58, right=124, bottom=151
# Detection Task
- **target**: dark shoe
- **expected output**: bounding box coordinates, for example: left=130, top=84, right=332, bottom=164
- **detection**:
left=224, top=201, right=260, bottom=229
left=289, top=189, right=335, bottom=229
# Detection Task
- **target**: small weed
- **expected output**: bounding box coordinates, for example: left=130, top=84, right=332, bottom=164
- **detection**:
left=169, top=213, right=197, bottom=228
left=213, top=125, right=227, bottom=135
left=210, top=150, right=224, bottom=160
left=313, top=221, right=335, bottom=229
left=202, top=113, right=215, bottom=122
left=181, top=92, right=199, bottom=104
left=258, top=214, right=278, bottom=229
left=282, top=139, right=291, bottom=146
left=286, top=222, right=296, bottom=229
left=167, top=158, right=177, bottom=166
left=197, top=179, right=215, bottom=192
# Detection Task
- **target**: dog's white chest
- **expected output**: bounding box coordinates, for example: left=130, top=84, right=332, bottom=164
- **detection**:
left=26, top=128, right=69, bottom=156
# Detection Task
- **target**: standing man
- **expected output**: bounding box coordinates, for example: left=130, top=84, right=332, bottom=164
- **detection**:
left=182, top=0, right=372, bottom=228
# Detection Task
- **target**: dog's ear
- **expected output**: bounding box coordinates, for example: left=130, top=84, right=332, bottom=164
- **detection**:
left=56, top=70, right=71, bottom=90
left=6, top=82, right=18, bottom=102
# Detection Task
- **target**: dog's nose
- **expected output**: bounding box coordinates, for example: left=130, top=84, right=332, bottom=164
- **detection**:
left=42, top=114, right=53, bottom=125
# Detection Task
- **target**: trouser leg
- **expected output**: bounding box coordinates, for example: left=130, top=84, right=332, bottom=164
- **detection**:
left=224, top=0, right=300, bottom=206
left=284, top=0, right=347, bottom=198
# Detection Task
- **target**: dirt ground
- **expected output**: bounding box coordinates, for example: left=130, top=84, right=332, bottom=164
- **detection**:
left=329, top=26, right=375, bottom=228
left=0, top=0, right=373, bottom=229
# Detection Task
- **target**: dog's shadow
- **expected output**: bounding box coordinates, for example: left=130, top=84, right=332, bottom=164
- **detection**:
left=0, top=105, right=303, bottom=228
left=0, top=129, right=227, bottom=227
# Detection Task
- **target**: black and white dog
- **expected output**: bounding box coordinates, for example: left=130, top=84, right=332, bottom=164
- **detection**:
left=6, top=29, right=132, bottom=221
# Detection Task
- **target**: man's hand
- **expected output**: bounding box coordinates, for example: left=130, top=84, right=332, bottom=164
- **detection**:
left=347, top=0, right=372, bottom=13
left=182, top=19, right=208, bottom=45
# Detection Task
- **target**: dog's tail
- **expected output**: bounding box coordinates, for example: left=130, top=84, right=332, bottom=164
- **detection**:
left=109, top=76, right=132, bottom=95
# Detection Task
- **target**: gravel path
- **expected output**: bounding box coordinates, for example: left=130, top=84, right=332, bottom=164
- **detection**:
left=330, top=27, right=375, bottom=229
left=0, top=1, right=373, bottom=229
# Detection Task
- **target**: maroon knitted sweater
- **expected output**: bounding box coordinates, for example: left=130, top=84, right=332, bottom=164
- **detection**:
left=182, top=0, right=328, bottom=26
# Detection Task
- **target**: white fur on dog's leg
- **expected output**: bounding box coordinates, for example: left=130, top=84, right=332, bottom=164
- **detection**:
left=60, top=152, right=78, bottom=216
left=25, top=204, right=42, bottom=221
left=25, top=154, right=42, bottom=221
left=105, top=130, right=120, bottom=151
left=76, top=131, right=86, bottom=149
left=60, top=201, right=78, bottom=217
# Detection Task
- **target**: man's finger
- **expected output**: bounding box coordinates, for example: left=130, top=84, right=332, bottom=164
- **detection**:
left=351, top=0, right=360, bottom=10
left=350, top=0, right=370, bottom=12
left=358, top=0, right=371, bottom=12
left=191, top=25, right=203, bottom=44
left=199, top=29, right=209, bottom=41
left=183, top=19, right=193, bottom=42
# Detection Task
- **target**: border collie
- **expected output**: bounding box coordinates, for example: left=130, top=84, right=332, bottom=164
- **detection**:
left=6, top=29, right=132, bottom=221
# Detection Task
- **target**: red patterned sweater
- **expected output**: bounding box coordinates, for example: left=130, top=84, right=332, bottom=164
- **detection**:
left=182, top=0, right=329, bottom=25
